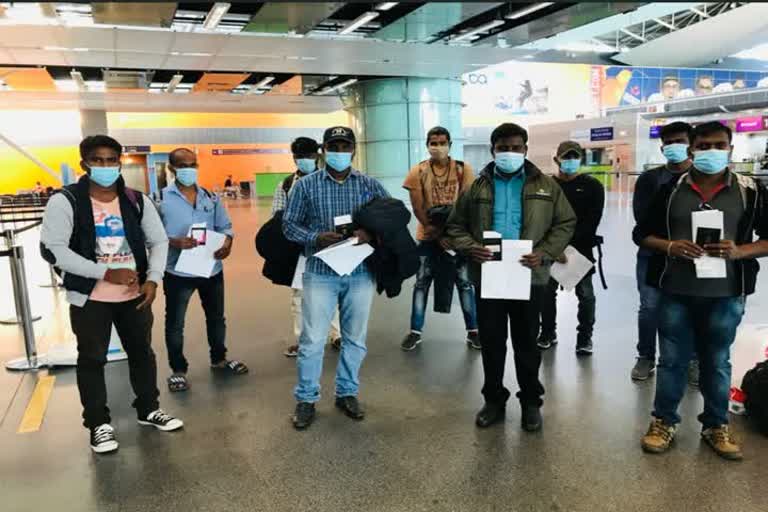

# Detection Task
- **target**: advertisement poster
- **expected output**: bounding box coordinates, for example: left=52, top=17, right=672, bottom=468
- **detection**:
left=597, top=66, right=768, bottom=108
left=462, top=62, right=593, bottom=127
left=463, top=61, right=768, bottom=128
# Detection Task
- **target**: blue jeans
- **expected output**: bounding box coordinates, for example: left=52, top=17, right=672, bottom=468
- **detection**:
left=410, top=242, right=478, bottom=332
left=636, top=253, right=661, bottom=360
left=653, top=293, right=745, bottom=428
left=295, top=271, right=375, bottom=403
left=163, top=272, right=227, bottom=373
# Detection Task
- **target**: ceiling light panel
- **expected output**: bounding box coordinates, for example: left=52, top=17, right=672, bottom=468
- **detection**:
left=453, top=20, right=505, bottom=42
left=339, top=12, right=380, bottom=35
left=203, top=3, right=231, bottom=30
left=506, top=2, right=555, bottom=20
left=376, top=2, right=398, bottom=11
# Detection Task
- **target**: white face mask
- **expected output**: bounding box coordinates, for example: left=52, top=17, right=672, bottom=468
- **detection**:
left=428, top=145, right=450, bottom=161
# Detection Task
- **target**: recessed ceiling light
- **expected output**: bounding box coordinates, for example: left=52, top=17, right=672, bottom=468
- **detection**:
left=203, top=3, right=231, bottom=30
left=506, top=3, right=555, bottom=20
left=376, top=3, right=398, bottom=11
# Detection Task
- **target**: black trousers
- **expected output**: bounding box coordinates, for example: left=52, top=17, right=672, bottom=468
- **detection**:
left=70, top=297, right=160, bottom=429
left=476, top=287, right=545, bottom=407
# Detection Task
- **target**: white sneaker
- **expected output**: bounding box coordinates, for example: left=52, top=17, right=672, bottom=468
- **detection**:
left=90, top=424, right=119, bottom=453
left=138, top=409, right=184, bottom=432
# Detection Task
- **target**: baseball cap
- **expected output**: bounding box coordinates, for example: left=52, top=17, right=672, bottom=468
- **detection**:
left=556, top=141, right=583, bottom=159
left=323, top=126, right=356, bottom=145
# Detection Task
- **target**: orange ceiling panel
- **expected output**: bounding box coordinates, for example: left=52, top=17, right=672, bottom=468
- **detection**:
left=266, top=75, right=302, bottom=96
left=0, top=68, right=56, bottom=91
left=192, top=73, right=251, bottom=93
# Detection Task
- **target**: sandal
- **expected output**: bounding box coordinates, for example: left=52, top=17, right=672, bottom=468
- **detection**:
left=167, top=374, right=189, bottom=392
left=212, top=360, right=249, bottom=375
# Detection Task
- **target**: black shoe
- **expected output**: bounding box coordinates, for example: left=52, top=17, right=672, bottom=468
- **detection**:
left=90, top=424, right=119, bottom=454
left=401, top=332, right=422, bottom=351
left=576, top=340, right=594, bottom=356
left=292, top=402, right=316, bottom=430
left=537, top=333, right=558, bottom=350
left=466, top=331, right=481, bottom=350
left=335, top=396, right=365, bottom=420
left=521, top=405, right=543, bottom=432
left=475, top=402, right=506, bottom=428
left=137, top=409, right=184, bottom=432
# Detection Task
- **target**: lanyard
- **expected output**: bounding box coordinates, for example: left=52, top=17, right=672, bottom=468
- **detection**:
left=689, top=181, right=727, bottom=208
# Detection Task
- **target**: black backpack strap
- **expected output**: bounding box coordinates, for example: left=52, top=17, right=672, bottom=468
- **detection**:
left=282, top=174, right=294, bottom=195
left=594, top=235, right=607, bottom=290
left=123, top=188, right=145, bottom=221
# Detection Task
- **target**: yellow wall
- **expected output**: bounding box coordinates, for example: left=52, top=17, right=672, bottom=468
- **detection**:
left=0, top=145, right=80, bottom=194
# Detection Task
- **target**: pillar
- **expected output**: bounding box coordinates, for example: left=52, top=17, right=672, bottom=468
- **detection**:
left=80, top=109, right=108, bottom=137
left=342, top=78, right=463, bottom=198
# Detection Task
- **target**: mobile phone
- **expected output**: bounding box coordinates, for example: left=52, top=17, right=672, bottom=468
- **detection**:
left=334, top=214, right=354, bottom=239
left=191, top=227, right=207, bottom=245
left=482, top=231, right=502, bottom=261
left=696, top=227, right=721, bottom=247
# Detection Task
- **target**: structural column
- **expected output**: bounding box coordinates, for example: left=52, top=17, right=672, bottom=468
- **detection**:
left=343, top=78, right=464, bottom=197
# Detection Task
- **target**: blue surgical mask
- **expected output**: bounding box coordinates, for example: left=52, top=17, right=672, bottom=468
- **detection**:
left=494, top=152, right=525, bottom=174
left=693, top=149, right=730, bottom=175
left=175, top=167, right=198, bottom=187
left=89, top=166, right=121, bottom=188
left=560, top=159, right=581, bottom=175
left=296, top=158, right=317, bottom=174
left=325, top=152, right=352, bottom=172
left=662, top=143, right=689, bottom=164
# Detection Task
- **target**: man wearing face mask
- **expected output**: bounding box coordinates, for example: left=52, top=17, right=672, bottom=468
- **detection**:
left=633, top=121, right=768, bottom=460
left=401, top=126, right=478, bottom=351
left=282, top=126, right=390, bottom=430
left=40, top=135, right=183, bottom=454
left=632, top=122, right=694, bottom=382
left=159, top=148, right=246, bottom=393
left=444, top=123, right=576, bottom=431
left=272, top=137, right=341, bottom=358
left=535, top=141, right=604, bottom=355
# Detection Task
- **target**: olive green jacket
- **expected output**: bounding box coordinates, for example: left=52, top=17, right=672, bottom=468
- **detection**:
left=444, top=160, right=576, bottom=287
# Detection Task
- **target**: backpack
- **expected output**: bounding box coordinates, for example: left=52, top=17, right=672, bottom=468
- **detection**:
left=742, top=360, right=768, bottom=435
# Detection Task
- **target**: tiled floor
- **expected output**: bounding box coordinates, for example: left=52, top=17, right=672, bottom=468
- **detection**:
left=1, top=193, right=767, bottom=512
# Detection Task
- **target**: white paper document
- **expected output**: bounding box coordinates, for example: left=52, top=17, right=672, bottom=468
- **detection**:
left=691, top=210, right=726, bottom=279
left=314, top=237, right=374, bottom=276
left=291, top=255, right=307, bottom=290
left=174, top=223, right=228, bottom=278
left=481, top=240, right=533, bottom=300
left=550, top=245, right=594, bottom=291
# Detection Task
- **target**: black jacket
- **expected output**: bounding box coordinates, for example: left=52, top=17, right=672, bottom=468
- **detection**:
left=632, top=171, right=768, bottom=296
left=354, top=198, right=420, bottom=298
left=555, top=174, right=604, bottom=262
left=255, top=211, right=302, bottom=286
left=40, top=175, right=147, bottom=296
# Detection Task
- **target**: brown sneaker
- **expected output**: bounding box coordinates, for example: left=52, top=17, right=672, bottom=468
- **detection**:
left=641, top=418, right=676, bottom=454
left=701, top=425, right=743, bottom=461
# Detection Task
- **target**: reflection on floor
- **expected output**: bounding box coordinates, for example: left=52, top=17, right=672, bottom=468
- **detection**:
left=1, top=193, right=767, bottom=512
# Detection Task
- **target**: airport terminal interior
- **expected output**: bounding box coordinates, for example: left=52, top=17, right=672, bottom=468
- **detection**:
left=2, top=2, right=768, bottom=511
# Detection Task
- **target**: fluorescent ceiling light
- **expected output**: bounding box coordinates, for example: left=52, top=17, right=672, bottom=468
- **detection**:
left=318, top=78, right=358, bottom=95
left=506, top=3, right=554, bottom=20
left=453, top=20, right=505, bottom=42
left=253, top=76, right=275, bottom=89
left=339, top=11, right=379, bottom=35
left=203, top=2, right=231, bottom=30
left=181, top=52, right=213, bottom=57
left=376, top=2, right=398, bottom=11
left=166, top=74, right=184, bottom=93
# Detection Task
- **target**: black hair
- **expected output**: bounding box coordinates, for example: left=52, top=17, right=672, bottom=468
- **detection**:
left=426, top=126, right=451, bottom=145
left=168, top=147, right=195, bottom=166
left=79, top=135, right=122, bottom=160
left=659, top=121, right=693, bottom=143
left=490, top=123, right=528, bottom=146
left=692, top=121, right=733, bottom=144
left=291, top=137, right=319, bottom=155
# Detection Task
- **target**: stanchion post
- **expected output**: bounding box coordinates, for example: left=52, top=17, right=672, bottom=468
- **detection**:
left=5, top=245, right=43, bottom=370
